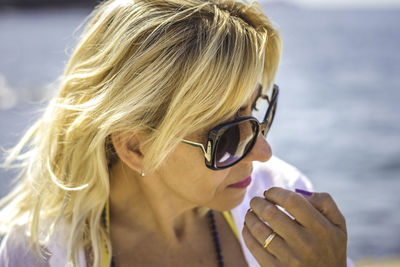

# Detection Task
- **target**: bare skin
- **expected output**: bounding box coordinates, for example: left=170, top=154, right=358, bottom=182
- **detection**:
left=107, top=136, right=266, bottom=266
left=106, top=83, right=348, bottom=266
left=243, top=188, right=348, bottom=267
left=109, top=207, right=247, bottom=267
left=107, top=86, right=268, bottom=266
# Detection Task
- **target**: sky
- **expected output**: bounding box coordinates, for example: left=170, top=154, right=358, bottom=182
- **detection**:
left=261, top=0, right=400, bottom=8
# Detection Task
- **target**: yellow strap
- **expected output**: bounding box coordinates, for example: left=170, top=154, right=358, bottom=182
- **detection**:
left=101, top=238, right=109, bottom=267
left=222, top=211, right=239, bottom=241
left=101, top=200, right=111, bottom=267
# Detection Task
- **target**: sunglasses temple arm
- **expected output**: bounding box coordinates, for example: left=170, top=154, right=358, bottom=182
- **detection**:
left=260, top=122, right=269, bottom=135
left=181, top=140, right=211, bottom=162
left=261, top=95, right=271, bottom=105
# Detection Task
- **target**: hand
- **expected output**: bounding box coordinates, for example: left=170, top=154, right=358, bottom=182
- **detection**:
left=242, top=187, right=347, bottom=267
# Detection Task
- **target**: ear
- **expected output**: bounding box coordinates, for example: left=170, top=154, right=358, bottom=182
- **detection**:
left=111, top=132, right=144, bottom=174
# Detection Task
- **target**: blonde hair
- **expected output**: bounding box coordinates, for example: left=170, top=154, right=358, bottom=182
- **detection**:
left=0, top=0, right=281, bottom=266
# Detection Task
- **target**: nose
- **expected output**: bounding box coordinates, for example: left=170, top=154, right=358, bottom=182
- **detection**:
left=243, top=133, right=272, bottom=163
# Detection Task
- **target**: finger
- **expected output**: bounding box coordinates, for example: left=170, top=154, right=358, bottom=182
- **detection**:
left=245, top=210, right=295, bottom=265
left=301, top=191, right=347, bottom=233
left=249, top=197, right=305, bottom=244
left=245, top=209, right=274, bottom=245
left=242, top=224, right=279, bottom=267
left=264, top=187, right=331, bottom=229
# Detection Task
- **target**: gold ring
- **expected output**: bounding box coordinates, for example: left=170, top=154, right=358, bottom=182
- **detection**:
left=263, top=232, right=276, bottom=248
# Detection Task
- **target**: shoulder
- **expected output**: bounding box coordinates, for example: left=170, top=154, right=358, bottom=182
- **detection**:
left=0, top=224, right=50, bottom=267
left=0, top=221, right=87, bottom=267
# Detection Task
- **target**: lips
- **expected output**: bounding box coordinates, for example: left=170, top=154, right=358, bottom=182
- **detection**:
left=228, top=176, right=252, bottom=189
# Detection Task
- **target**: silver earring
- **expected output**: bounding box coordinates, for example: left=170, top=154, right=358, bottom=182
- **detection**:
left=141, top=170, right=145, bottom=177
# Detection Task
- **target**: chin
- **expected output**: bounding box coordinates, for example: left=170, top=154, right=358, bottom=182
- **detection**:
left=206, top=188, right=247, bottom=211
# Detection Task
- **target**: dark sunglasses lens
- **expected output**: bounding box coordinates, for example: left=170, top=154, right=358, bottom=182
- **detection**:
left=215, top=120, right=258, bottom=168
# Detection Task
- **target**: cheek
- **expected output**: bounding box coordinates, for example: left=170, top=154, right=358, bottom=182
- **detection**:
left=160, top=145, right=230, bottom=203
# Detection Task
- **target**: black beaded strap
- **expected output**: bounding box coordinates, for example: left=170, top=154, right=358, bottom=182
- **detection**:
left=209, top=210, right=224, bottom=267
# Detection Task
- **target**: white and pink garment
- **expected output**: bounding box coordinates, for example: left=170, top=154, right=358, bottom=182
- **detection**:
left=0, top=155, right=353, bottom=266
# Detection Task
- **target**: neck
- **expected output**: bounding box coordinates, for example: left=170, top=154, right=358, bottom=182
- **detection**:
left=108, top=161, right=208, bottom=245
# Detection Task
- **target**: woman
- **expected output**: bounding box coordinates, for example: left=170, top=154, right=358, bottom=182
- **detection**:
left=0, top=0, right=349, bottom=266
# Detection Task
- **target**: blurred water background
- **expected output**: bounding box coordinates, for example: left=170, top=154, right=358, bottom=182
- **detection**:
left=0, top=1, right=399, bottom=262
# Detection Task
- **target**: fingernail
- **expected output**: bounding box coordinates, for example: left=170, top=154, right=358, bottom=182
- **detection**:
left=247, top=208, right=253, bottom=213
left=295, top=188, right=313, bottom=197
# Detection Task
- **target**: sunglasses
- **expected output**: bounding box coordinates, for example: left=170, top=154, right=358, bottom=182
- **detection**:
left=182, top=84, right=279, bottom=170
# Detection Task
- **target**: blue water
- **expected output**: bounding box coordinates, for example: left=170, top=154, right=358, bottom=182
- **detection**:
left=0, top=6, right=399, bottom=260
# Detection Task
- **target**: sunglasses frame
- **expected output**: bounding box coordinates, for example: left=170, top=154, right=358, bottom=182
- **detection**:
left=182, top=84, right=279, bottom=170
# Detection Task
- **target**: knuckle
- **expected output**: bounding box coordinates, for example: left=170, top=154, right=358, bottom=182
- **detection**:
left=245, top=211, right=276, bottom=245
left=296, top=234, right=315, bottom=258
left=341, top=214, right=348, bottom=229
left=253, top=220, right=267, bottom=236
left=242, top=226, right=249, bottom=240
left=285, top=192, right=302, bottom=209
left=302, top=238, right=315, bottom=257
left=303, top=246, right=318, bottom=264
left=254, top=223, right=267, bottom=237
left=242, top=226, right=252, bottom=242
left=246, top=241, right=258, bottom=253
left=245, top=213, right=259, bottom=230
left=335, top=227, right=348, bottom=243
left=319, top=192, right=334, bottom=206
left=242, top=227, right=258, bottom=252
left=249, top=197, right=263, bottom=210
left=318, top=219, right=330, bottom=232
left=318, top=222, right=336, bottom=241
left=290, top=257, right=302, bottom=267
left=341, top=230, right=348, bottom=243
left=244, top=212, right=252, bottom=226
left=260, top=203, right=277, bottom=219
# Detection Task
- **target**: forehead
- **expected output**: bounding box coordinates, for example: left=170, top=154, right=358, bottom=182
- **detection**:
left=190, top=83, right=260, bottom=137
left=215, top=82, right=263, bottom=122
